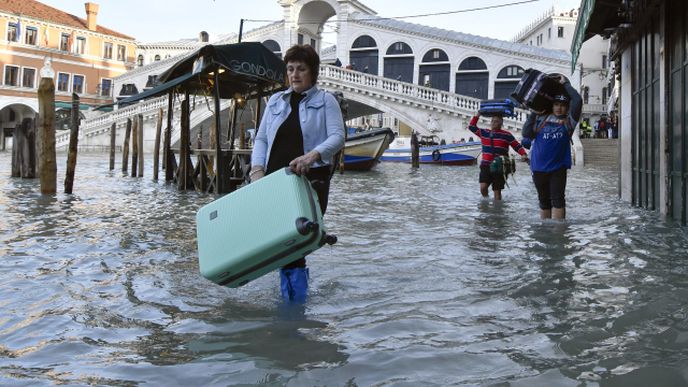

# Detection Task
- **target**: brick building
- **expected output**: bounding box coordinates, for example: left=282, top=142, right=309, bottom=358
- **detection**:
left=0, top=0, right=136, bottom=149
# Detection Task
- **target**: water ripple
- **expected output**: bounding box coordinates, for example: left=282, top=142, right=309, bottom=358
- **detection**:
left=1, top=154, right=688, bottom=385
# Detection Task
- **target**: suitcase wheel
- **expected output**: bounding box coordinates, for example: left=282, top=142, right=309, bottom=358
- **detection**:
left=323, top=234, right=337, bottom=245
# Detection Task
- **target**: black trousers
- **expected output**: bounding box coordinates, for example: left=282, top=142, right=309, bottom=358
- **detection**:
left=532, top=168, right=567, bottom=209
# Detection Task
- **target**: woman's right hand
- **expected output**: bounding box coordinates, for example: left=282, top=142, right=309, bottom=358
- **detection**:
left=250, top=170, right=264, bottom=181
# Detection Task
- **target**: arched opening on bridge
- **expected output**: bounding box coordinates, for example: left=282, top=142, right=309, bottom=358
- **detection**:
left=419, top=48, right=450, bottom=91
left=0, top=103, right=37, bottom=150
left=349, top=35, right=378, bottom=75
left=262, top=39, right=282, bottom=58
left=494, top=64, right=524, bottom=99
left=383, top=41, right=414, bottom=83
left=296, top=0, right=336, bottom=52
left=455, top=56, right=488, bottom=99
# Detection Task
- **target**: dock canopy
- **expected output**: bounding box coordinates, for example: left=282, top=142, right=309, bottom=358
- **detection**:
left=118, top=42, right=287, bottom=105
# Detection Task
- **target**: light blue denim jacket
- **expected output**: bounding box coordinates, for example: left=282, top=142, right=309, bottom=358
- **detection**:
left=251, top=86, right=345, bottom=169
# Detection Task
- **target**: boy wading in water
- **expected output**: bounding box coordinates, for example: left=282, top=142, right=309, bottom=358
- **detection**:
left=468, top=112, right=529, bottom=200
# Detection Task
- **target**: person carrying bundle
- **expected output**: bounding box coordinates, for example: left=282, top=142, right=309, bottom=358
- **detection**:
left=520, top=74, right=582, bottom=220
left=468, top=111, right=529, bottom=201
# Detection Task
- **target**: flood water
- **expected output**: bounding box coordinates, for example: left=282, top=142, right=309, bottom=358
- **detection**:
left=1, top=152, right=688, bottom=386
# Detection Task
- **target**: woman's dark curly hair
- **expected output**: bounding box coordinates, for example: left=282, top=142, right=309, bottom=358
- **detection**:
left=284, top=44, right=320, bottom=83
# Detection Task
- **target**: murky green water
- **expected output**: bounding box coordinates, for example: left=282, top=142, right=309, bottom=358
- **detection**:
left=1, top=152, right=687, bottom=386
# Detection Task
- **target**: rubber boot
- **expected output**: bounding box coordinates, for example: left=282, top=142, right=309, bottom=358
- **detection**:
left=280, top=267, right=309, bottom=303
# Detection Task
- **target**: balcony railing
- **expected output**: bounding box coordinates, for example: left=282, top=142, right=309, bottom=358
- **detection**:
left=582, top=103, right=607, bottom=114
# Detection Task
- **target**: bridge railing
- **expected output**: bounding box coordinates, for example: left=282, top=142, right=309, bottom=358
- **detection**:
left=55, top=95, right=171, bottom=147
left=319, top=64, right=528, bottom=127
left=63, top=64, right=531, bottom=149
left=55, top=94, right=235, bottom=151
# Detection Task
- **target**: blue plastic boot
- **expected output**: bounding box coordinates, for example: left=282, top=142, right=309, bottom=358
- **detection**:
left=280, top=267, right=309, bottom=303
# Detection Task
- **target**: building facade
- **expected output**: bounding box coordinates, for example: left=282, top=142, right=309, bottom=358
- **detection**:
left=574, top=0, right=688, bottom=225
left=0, top=0, right=136, bottom=147
left=514, top=6, right=611, bottom=126
left=95, top=0, right=580, bottom=149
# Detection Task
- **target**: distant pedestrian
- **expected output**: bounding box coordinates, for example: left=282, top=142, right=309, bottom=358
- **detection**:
left=594, top=115, right=608, bottom=138
left=468, top=112, right=529, bottom=201
left=579, top=118, right=592, bottom=138
left=609, top=112, right=618, bottom=138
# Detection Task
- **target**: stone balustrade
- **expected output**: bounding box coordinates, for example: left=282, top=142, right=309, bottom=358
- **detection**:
left=319, top=64, right=528, bottom=129
left=63, top=64, right=532, bottom=149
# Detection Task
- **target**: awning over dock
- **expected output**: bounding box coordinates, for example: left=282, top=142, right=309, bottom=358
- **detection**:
left=117, top=42, right=287, bottom=105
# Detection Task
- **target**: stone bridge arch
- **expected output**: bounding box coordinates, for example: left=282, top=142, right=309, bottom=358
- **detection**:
left=287, top=0, right=339, bottom=48
left=336, top=90, right=427, bottom=133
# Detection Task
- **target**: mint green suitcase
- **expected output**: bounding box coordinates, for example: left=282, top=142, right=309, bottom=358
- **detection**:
left=196, top=168, right=336, bottom=288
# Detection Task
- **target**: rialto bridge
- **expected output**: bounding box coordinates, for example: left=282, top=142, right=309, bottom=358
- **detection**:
left=57, top=0, right=579, bottom=154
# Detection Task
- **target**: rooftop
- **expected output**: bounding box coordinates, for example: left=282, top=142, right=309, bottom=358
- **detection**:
left=350, top=12, right=571, bottom=63
left=0, top=0, right=134, bottom=40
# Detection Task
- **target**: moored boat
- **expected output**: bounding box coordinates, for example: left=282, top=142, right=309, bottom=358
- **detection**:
left=342, top=127, right=395, bottom=171
left=380, top=135, right=481, bottom=165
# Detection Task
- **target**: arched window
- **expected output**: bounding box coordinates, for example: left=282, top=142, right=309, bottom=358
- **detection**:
left=137, top=55, right=144, bottom=67
left=199, top=31, right=209, bottom=42
left=494, top=65, right=525, bottom=99
left=497, top=65, right=525, bottom=78
left=350, top=35, right=379, bottom=75
left=419, top=49, right=450, bottom=91
left=422, top=49, right=449, bottom=63
left=352, top=35, right=377, bottom=49
left=456, top=57, right=488, bottom=99
left=154, top=55, right=161, bottom=61
left=384, top=42, right=414, bottom=83
left=458, top=57, right=487, bottom=71
left=262, top=39, right=282, bottom=57
left=386, top=42, right=412, bottom=55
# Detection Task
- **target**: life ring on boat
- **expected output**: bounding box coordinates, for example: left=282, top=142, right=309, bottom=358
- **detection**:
left=431, top=149, right=441, bottom=161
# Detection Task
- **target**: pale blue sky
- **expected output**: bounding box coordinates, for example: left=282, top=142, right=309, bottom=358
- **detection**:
left=37, top=0, right=581, bottom=44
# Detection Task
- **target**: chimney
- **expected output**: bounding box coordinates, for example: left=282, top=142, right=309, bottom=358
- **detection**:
left=85, top=2, right=99, bottom=31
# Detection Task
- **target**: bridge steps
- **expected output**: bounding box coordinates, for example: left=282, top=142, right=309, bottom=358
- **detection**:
left=581, top=138, right=619, bottom=168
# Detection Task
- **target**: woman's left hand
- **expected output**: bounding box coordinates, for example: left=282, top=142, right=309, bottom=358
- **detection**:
left=289, top=151, right=320, bottom=175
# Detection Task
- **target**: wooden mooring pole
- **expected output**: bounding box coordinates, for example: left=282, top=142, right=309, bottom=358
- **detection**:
left=411, top=131, right=420, bottom=168
left=164, top=91, right=175, bottom=182
left=131, top=115, right=138, bottom=177
left=109, top=122, right=116, bottom=170
left=153, top=108, right=162, bottom=180
left=10, top=122, right=21, bottom=177
left=10, top=118, right=36, bottom=178
left=178, top=95, right=193, bottom=190
left=213, top=71, right=226, bottom=193
left=64, top=93, right=80, bottom=194
left=122, top=118, right=131, bottom=173
left=137, top=114, right=144, bottom=177
left=38, top=76, right=56, bottom=194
